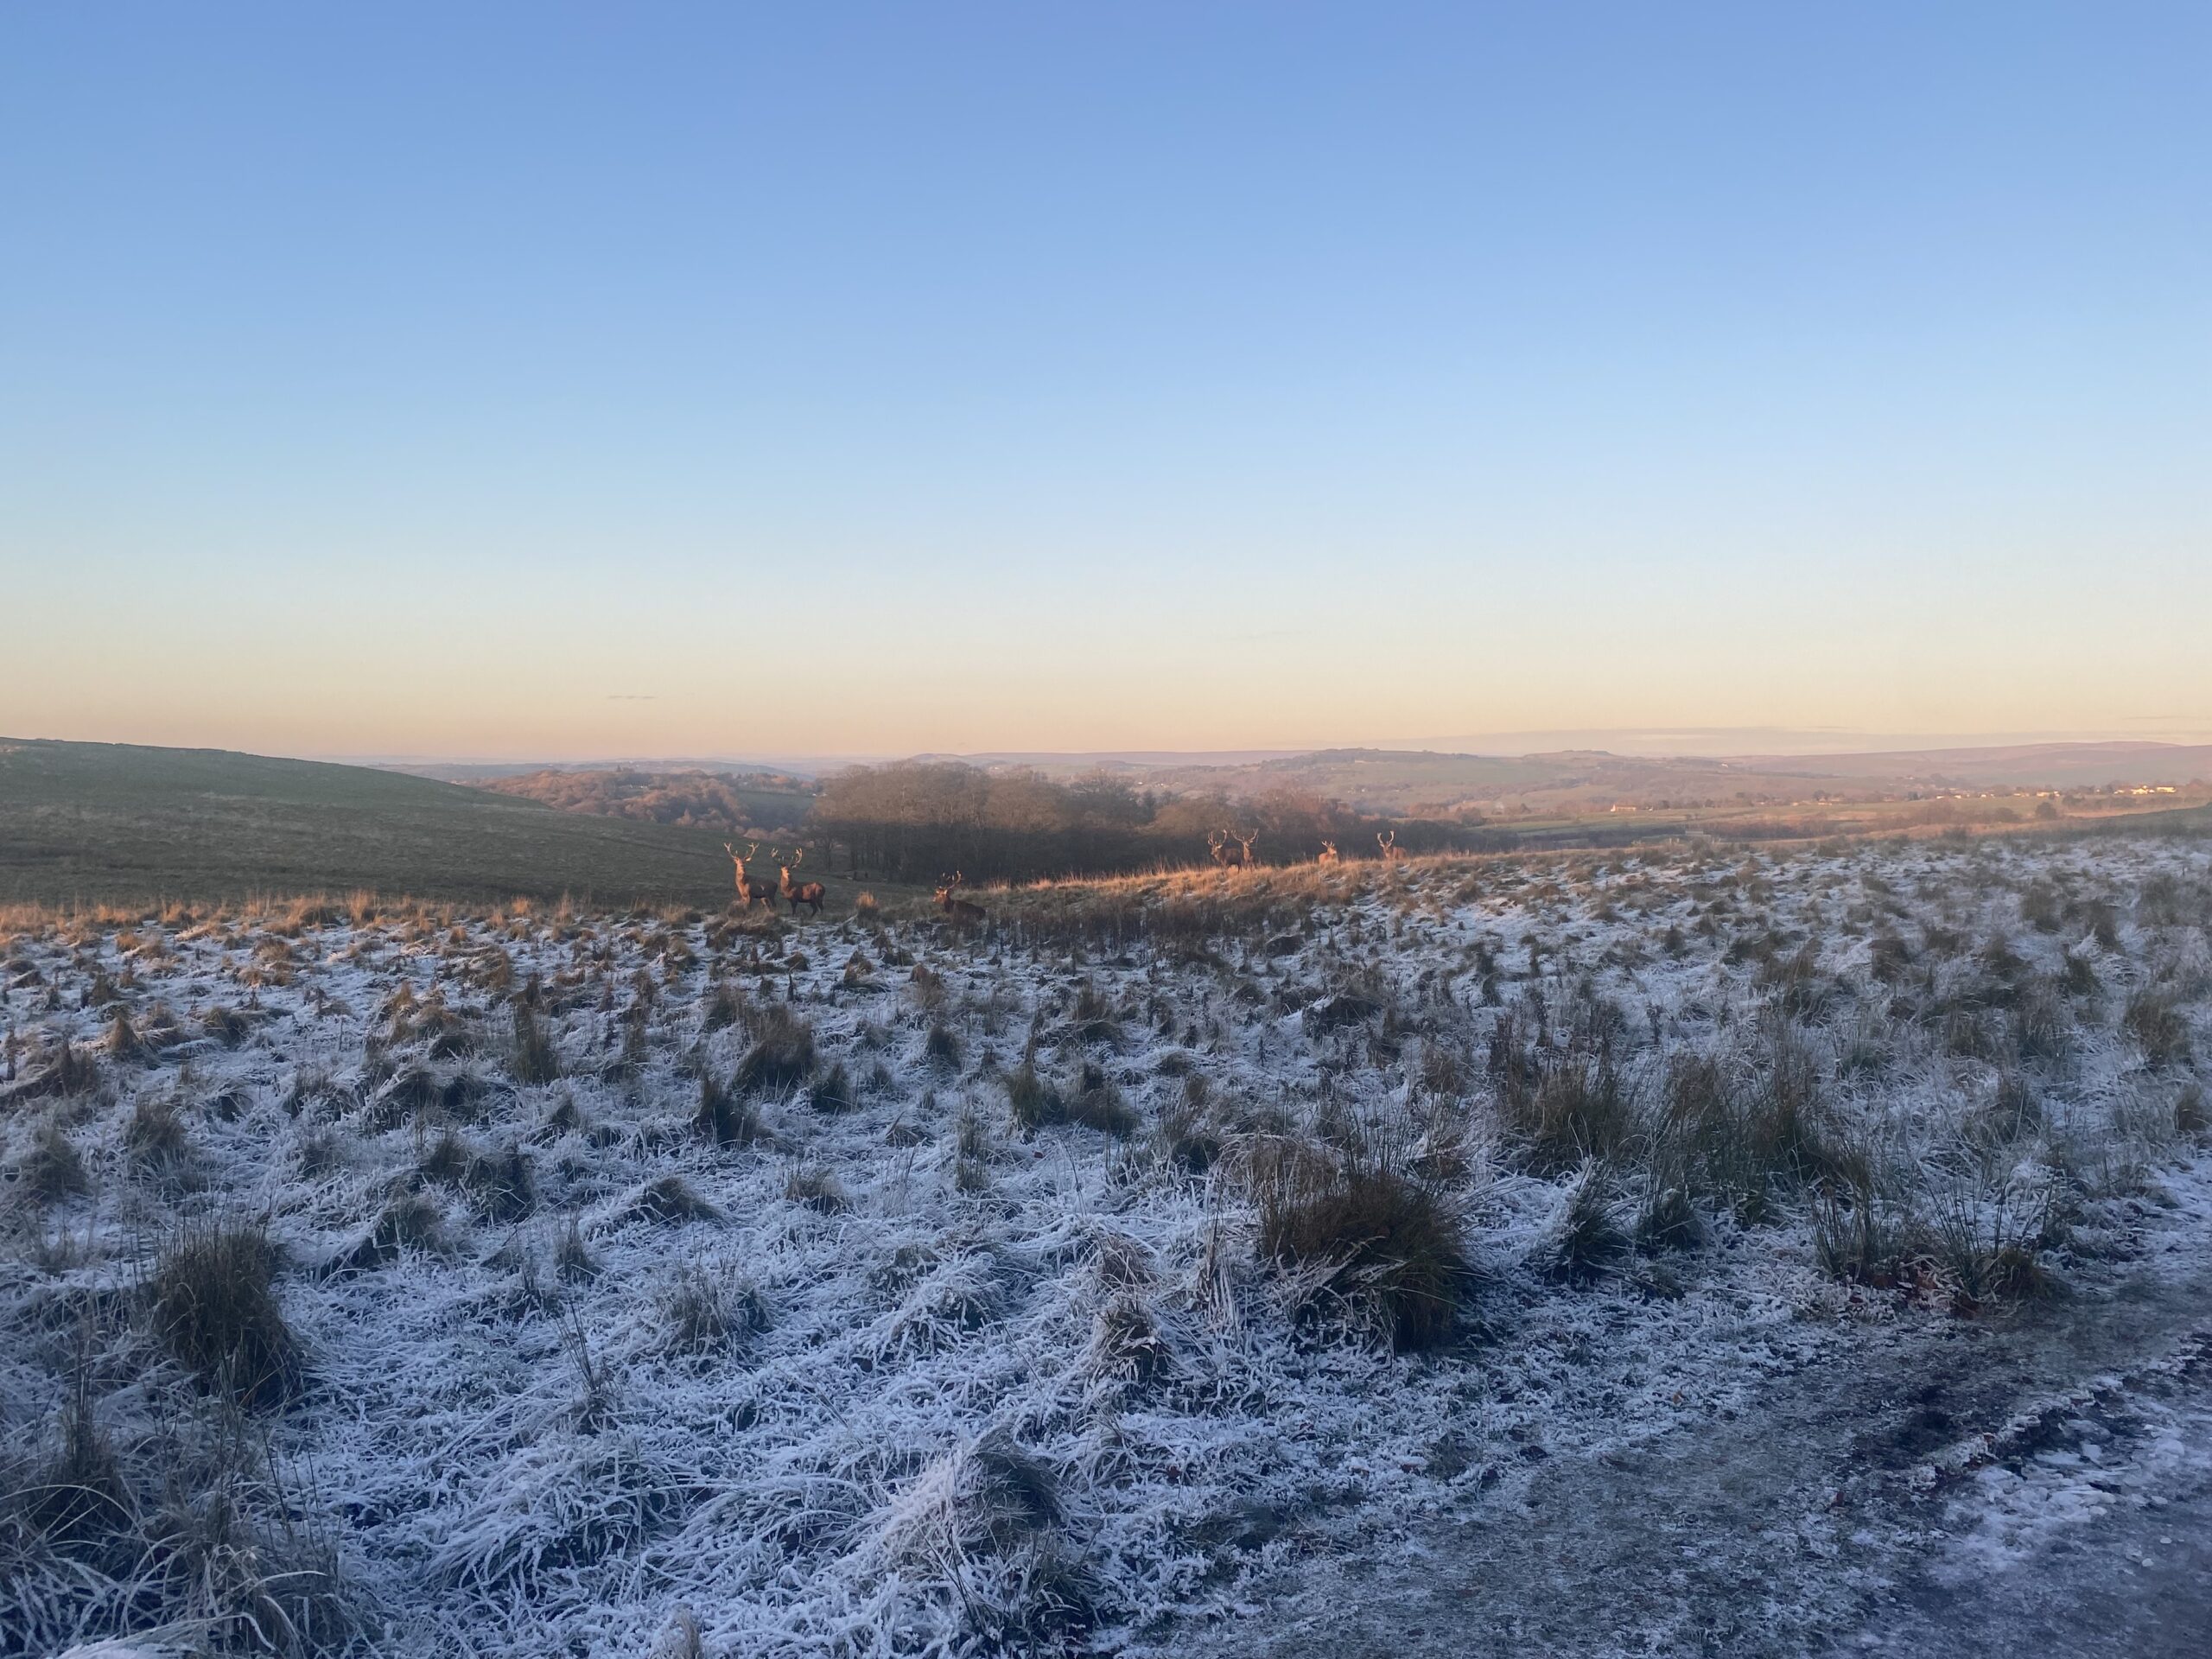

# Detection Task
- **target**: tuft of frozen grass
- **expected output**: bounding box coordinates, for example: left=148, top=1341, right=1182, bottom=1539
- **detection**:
left=622, top=1174, right=721, bottom=1226
left=872, top=1429, right=1098, bottom=1651
left=734, top=1004, right=816, bottom=1095
left=20, top=1115, right=89, bottom=1203
left=806, top=1059, right=855, bottom=1115
left=149, top=1224, right=306, bottom=1412
left=784, top=1162, right=848, bottom=1214
left=1003, top=1052, right=1064, bottom=1135
left=695, top=1071, right=766, bottom=1146
left=509, top=1002, right=563, bottom=1085
left=1255, top=1145, right=1470, bottom=1350
left=1810, top=1184, right=1908, bottom=1289
left=2123, top=988, right=2192, bottom=1069
left=659, top=1262, right=769, bottom=1355
left=1538, top=1161, right=1632, bottom=1285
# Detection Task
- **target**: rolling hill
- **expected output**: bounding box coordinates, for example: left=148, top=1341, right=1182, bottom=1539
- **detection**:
left=0, top=739, right=747, bottom=907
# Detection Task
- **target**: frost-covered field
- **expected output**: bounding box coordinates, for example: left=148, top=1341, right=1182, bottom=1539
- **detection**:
left=3, top=836, right=2208, bottom=1657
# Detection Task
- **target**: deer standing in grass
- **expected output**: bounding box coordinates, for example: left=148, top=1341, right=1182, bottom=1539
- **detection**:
left=1207, top=829, right=1258, bottom=871
left=935, top=872, right=987, bottom=931
left=724, top=842, right=777, bottom=911
left=1316, top=840, right=1340, bottom=866
left=1376, top=830, right=1403, bottom=866
left=779, top=848, right=827, bottom=918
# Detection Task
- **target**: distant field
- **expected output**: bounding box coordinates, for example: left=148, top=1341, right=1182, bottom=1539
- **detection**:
left=0, top=739, right=789, bottom=908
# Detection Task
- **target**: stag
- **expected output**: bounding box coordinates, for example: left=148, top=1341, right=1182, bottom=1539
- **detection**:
left=1316, top=840, right=1340, bottom=866
left=934, top=872, right=987, bottom=930
left=1207, top=829, right=1258, bottom=871
left=723, top=842, right=777, bottom=910
left=1376, top=830, right=1403, bottom=865
left=779, top=848, right=827, bottom=918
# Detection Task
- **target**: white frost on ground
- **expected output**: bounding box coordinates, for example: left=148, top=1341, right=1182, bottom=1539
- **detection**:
left=1, top=835, right=2206, bottom=1656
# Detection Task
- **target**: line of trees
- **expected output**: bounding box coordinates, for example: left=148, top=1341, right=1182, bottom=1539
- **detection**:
left=806, top=761, right=1472, bottom=885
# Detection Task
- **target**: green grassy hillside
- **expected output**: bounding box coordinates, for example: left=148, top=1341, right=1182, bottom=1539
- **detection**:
left=0, top=738, right=755, bottom=907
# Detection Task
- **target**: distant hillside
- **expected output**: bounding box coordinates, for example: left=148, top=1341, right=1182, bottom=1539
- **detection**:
left=1123, top=743, right=2212, bottom=817
left=0, top=739, right=745, bottom=906
left=1733, top=741, right=2212, bottom=791
left=474, top=766, right=817, bottom=833
left=1129, top=748, right=1807, bottom=816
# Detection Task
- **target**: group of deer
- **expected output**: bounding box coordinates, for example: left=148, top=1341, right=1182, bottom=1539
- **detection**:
left=1216, top=829, right=1405, bottom=869
left=1207, top=828, right=1259, bottom=870
left=722, top=842, right=827, bottom=918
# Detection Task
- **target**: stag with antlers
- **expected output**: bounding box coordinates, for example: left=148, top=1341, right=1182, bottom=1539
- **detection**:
left=1376, top=830, right=1403, bottom=866
left=934, top=872, right=987, bottom=931
left=1206, top=828, right=1258, bottom=871
left=1316, top=839, right=1340, bottom=866
left=779, top=848, right=827, bottom=918
left=723, top=842, right=778, bottom=910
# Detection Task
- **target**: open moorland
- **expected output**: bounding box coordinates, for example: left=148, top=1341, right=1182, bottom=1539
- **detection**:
left=1, top=834, right=2208, bottom=1656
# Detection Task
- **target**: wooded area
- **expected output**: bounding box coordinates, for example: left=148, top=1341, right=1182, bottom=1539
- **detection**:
left=806, top=760, right=1467, bottom=883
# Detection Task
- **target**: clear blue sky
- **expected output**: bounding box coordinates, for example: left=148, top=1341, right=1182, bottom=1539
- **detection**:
left=3, top=3, right=2206, bottom=759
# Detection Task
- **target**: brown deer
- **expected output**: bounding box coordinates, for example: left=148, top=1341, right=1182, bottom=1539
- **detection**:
left=1207, top=829, right=1258, bottom=870
left=1316, top=839, right=1340, bottom=866
left=934, top=872, right=987, bottom=930
left=779, top=848, right=827, bottom=918
left=1376, top=830, right=1403, bottom=865
left=723, top=842, right=777, bottom=910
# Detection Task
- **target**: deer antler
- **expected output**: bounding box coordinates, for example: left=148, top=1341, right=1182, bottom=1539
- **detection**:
left=793, top=847, right=805, bottom=868
left=1207, top=829, right=1226, bottom=847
